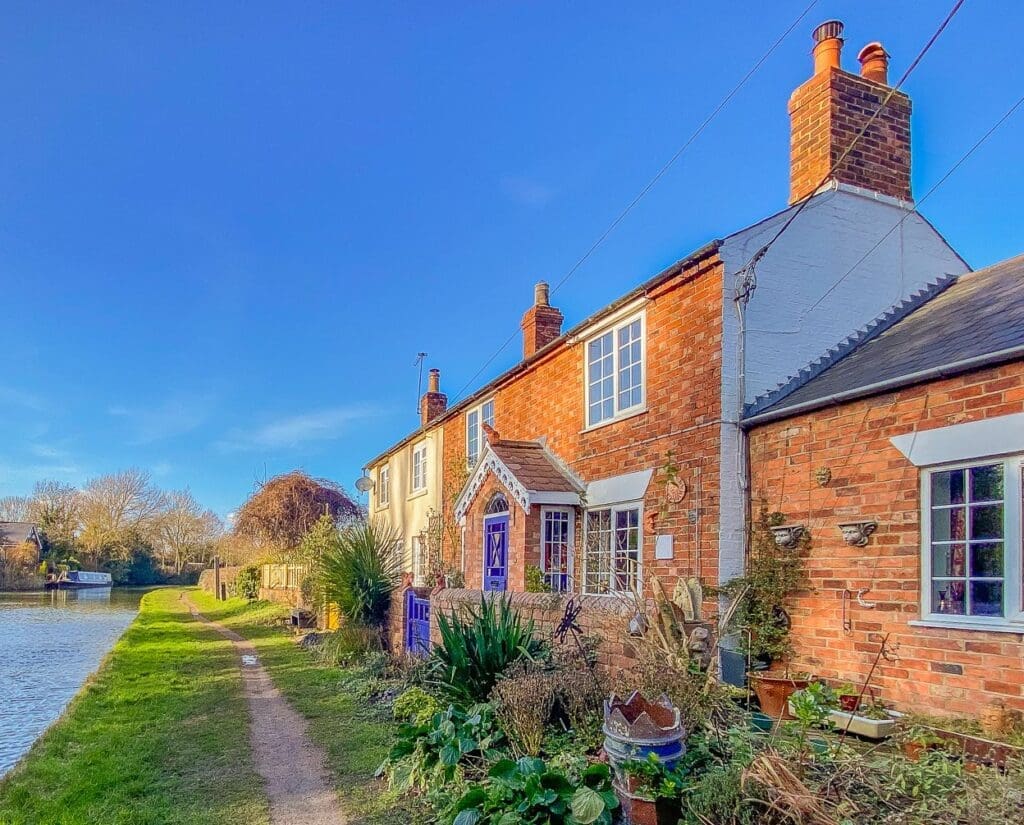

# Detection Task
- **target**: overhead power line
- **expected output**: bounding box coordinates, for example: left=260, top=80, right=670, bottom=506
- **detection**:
left=737, top=0, right=967, bottom=277
left=804, top=91, right=1024, bottom=315
left=449, top=0, right=822, bottom=404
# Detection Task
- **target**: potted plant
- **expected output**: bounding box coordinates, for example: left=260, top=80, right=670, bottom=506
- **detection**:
left=716, top=506, right=810, bottom=720
left=835, top=682, right=860, bottom=712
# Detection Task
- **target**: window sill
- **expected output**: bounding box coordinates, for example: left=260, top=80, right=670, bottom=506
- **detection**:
left=909, top=618, right=1024, bottom=635
left=407, top=488, right=428, bottom=501
left=581, top=406, right=648, bottom=434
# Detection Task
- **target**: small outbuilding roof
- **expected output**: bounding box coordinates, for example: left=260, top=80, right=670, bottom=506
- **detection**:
left=745, top=253, right=1024, bottom=423
left=0, top=522, right=42, bottom=547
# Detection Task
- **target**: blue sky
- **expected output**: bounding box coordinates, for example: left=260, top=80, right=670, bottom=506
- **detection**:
left=2, top=1, right=1022, bottom=518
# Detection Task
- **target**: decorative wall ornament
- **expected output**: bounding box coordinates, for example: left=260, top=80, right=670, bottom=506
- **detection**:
left=769, top=523, right=805, bottom=549
left=665, top=480, right=687, bottom=503
left=814, top=466, right=832, bottom=486
left=838, top=520, right=877, bottom=547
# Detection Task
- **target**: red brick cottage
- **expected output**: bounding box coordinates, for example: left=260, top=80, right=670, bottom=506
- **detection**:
left=743, top=255, right=1024, bottom=715
left=366, top=22, right=978, bottom=682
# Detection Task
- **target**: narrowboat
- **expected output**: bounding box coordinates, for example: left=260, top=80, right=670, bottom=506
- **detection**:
left=46, top=570, right=114, bottom=589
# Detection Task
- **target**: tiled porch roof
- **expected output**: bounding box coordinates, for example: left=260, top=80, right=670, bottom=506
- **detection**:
left=490, top=440, right=580, bottom=494
left=454, top=439, right=583, bottom=521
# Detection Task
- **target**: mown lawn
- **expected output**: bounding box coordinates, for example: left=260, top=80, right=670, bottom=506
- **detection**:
left=0, top=588, right=268, bottom=825
left=186, top=589, right=417, bottom=825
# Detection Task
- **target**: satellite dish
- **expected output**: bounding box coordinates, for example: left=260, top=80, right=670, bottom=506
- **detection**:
left=355, top=475, right=374, bottom=493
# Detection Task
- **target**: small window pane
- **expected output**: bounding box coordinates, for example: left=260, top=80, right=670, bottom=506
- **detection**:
left=970, top=504, right=1003, bottom=540
left=970, top=464, right=1003, bottom=502
left=931, top=470, right=965, bottom=506
left=482, top=400, right=495, bottom=428
left=970, top=542, right=1004, bottom=578
left=931, top=580, right=966, bottom=615
left=931, top=508, right=966, bottom=542
left=932, top=544, right=966, bottom=577
left=970, top=581, right=1003, bottom=617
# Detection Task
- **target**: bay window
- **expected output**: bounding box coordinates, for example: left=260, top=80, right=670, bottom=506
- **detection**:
left=541, top=508, right=573, bottom=592
left=583, top=503, right=641, bottom=594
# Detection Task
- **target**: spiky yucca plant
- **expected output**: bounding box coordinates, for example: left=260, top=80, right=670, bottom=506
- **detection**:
left=430, top=595, right=547, bottom=704
left=317, top=518, right=402, bottom=628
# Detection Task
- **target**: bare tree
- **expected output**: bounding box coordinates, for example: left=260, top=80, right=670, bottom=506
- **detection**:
left=78, top=470, right=166, bottom=558
left=0, top=496, right=31, bottom=522
left=28, top=480, right=81, bottom=548
left=234, top=470, right=362, bottom=554
left=156, top=490, right=223, bottom=574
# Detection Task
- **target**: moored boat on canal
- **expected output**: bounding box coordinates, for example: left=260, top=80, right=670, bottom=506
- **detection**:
left=46, top=570, right=113, bottom=590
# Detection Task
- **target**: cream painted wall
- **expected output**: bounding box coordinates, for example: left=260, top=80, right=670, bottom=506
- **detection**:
left=368, top=426, right=444, bottom=584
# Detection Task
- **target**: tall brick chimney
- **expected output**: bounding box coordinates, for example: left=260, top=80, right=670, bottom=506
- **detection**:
left=788, top=20, right=911, bottom=205
left=520, top=282, right=564, bottom=359
left=420, top=368, right=447, bottom=426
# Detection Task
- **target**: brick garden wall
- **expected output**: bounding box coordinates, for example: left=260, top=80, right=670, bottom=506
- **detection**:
left=748, top=361, right=1024, bottom=716
left=429, top=589, right=640, bottom=674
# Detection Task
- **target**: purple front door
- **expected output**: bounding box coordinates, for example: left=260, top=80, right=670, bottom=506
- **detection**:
left=483, top=515, right=508, bottom=592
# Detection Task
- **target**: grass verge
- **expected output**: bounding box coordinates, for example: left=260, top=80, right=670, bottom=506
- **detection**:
left=0, top=588, right=268, bottom=825
left=187, top=589, right=417, bottom=825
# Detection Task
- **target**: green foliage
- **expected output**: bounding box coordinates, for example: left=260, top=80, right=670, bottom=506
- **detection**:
left=715, top=504, right=807, bottom=663
left=235, top=565, right=261, bottom=601
left=524, top=565, right=551, bottom=593
left=430, top=596, right=548, bottom=704
left=450, top=757, right=617, bottom=825
left=382, top=703, right=505, bottom=793
left=393, top=687, right=443, bottom=726
left=315, top=624, right=383, bottom=666
left=316, top=518, right=402, bottom=628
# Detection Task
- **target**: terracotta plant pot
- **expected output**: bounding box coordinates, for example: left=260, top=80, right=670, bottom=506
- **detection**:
left=748, top=672, right=810, bottom=720
left=614, top=776, right=682, bottom=825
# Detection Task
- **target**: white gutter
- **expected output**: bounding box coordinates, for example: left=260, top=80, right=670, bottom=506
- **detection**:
left=742, top=344, right=1024, bottom=428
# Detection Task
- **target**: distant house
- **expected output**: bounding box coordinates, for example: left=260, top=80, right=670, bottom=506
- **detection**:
left=0, top=522, right=43, bottom=558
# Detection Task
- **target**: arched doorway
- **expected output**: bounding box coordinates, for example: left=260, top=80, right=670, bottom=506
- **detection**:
left=482, top=492, right=509, bottom=592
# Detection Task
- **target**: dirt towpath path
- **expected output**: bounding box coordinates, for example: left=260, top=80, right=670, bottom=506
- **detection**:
left=183, top=595, right=345, bottom=825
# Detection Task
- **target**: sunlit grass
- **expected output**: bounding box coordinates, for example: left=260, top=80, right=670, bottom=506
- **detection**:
left=0, top=588, right=268, bottom=825
left=187, top=589, right=417, bottom=825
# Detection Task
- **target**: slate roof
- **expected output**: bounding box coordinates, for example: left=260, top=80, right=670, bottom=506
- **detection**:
left=0, top=522, right=41, bottom=547
left=745, top=253, right=1024, bottom=421
left=489, top=440, right=582, bottom=492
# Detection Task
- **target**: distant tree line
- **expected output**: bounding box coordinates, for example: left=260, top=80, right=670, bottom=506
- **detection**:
left=0, top=470, right=222, bottom=586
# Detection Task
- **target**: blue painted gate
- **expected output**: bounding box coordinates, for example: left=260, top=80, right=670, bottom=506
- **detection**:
left=405, top=590, right=431, bottom=656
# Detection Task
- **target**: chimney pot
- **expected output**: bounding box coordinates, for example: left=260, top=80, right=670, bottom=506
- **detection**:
left=427, top=368, right=440, bottom=393
left=534, top=281, right=550, bottom=307
left=858, top=42, right=890, bottom=85
left=811, top=19, right=844, bottom=75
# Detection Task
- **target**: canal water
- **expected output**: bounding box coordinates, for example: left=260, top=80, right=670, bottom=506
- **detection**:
left=0, top=588, right=145, bottom=777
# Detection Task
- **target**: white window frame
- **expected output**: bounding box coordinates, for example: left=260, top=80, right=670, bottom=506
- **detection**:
left=540, top=506, right=575, bottom=592
left=582, top=501, right=643, bottom=596
left=917, top=454, right=1023, bottom=631
left=377, top=464, right=390, bottom=508
left=411, top=442, right=428, bottom=494
left=583, top=310, right=646, bottom=430
left=466, top=398, right=495, bottom=468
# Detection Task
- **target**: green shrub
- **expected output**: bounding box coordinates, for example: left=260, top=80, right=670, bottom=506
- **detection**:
left=450, top=757, right=617, bottom=825
left=317, top=518, right=402, bottom=628
left=382, top=703, right=505, bottom=793
left=315, top=623, right=382, bottom=666
left=524, top=565, right=551, bottom=593
left=235, top=565, right=261, bottom=601
left=430, top=595, right=547, bottom=704
left=393, top=687, right=442, bottom=726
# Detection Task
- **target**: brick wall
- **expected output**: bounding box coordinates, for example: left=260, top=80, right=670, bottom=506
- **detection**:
left=386, top=585, right=433, bottom=654
left=748, top=361, right=1024, bottom=716
left=439, top=253, right=725, bottom=595
left=789, top=67, right=911, bottom=204
left=429, top=588, right=640, bottom=674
